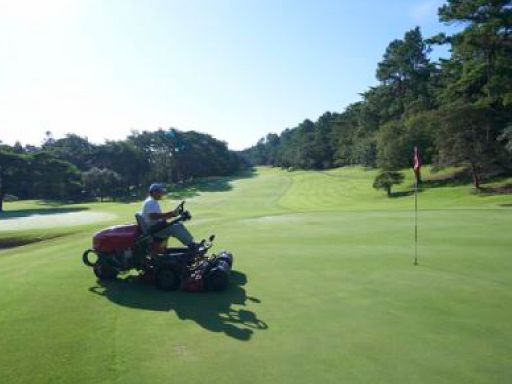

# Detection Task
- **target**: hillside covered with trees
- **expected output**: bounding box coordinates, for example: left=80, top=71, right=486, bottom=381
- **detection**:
left=0, top=129, right=247, bottom=211
left=242, top=0, right=512, bottom=189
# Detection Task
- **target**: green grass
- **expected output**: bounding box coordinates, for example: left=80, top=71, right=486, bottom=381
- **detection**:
left=1, top=167, right=511, bottom=384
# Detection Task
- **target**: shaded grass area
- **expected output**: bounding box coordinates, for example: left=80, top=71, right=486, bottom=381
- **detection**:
left=383, top=167, right=512, bottom=199
left=0, top=203, right=115, bottom=251
left=0, top=224, right=97, bottom=251
left=419, top=167, right=512, bottom=194
left=389, top=190, right=415, bottom=198
left=420, top=167, right=473, bottom=188
left=167, top=169, right=256, bottom=199
left=0, top=206, right=88, bottom=220
left=0, top=232, right=70, bottom=250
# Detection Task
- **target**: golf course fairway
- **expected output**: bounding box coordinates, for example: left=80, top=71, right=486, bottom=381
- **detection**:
left=1, top=167, right=511, bottom=384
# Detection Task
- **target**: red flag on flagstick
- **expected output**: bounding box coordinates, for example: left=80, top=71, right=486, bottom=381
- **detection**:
left=413, top=146, right=422, bottom=183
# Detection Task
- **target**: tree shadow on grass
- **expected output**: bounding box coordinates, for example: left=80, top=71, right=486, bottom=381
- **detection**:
left=392, top=170, right=472, bottom=199
left=0, top=233, right=70, bottom=250
left=389, top=190, right=415, bottom=198
left=478, top=184, right=512, bottom=195
left=167, top=169, right=257, bottom=200
left=0, top=207, right=89, bottom=220
left=88, top=270, right=267, bottom=341
left=420, top=169, right=512, bottom=195
left=420, top=169, right=475, bottom=189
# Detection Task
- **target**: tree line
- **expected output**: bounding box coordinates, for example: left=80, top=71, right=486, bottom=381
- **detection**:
left=0, top=129, right=247, bottom=211
left=242, top=0, right=512, bottom=192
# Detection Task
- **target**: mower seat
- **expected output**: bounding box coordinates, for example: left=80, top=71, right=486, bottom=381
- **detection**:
left=135, top=213, right=168, bottom=238
left=135, top=213, right=149, bottom=235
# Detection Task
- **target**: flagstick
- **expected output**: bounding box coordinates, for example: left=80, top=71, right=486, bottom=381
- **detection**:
left=414, top=178, right=418, bottom=266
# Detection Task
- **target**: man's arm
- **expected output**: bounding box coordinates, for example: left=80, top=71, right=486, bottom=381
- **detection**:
left=148, top=209, right=178, bottom=221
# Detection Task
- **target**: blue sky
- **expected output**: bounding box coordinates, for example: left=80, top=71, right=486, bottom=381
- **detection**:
left=0, top=0, right=460, bottom=150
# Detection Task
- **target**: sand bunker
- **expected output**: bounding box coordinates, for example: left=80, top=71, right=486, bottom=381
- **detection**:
left=0, top=211, right=117, bottom=231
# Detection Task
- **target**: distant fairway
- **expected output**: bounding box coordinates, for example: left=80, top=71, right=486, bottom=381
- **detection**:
left=1, top=167, right=511, bottom=384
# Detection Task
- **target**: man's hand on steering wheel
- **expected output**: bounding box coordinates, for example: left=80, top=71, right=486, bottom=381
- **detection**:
left=163, top=201, right=186, bottom=220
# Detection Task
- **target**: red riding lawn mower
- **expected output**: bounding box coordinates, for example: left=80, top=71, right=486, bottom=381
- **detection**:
left=82, top=201, right=233, bottom=292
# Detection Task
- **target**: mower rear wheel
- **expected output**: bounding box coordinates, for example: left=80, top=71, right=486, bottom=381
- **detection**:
left=93, top=262, right=118, bottom=280
left=155, top=267, right=180, bottom=291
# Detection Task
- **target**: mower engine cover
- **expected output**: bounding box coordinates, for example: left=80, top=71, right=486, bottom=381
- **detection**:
left=93, top=224, right=139, bottom=253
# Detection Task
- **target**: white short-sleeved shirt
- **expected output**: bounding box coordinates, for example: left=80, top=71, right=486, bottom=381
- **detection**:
left=141, top=196, right=162, bottom=227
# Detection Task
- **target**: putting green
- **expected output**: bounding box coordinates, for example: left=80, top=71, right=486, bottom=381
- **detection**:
left=0, top=167, right=511, bottom=384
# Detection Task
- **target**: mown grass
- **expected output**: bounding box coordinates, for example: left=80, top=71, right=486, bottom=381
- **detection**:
left=0, top=167, right=511, bottom=384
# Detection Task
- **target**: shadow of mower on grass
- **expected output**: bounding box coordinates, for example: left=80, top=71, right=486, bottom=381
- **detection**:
left=89, top=270, right=267, bottom=341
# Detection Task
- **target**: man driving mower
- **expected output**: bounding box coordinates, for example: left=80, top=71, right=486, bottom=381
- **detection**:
left=141, top=183, right=198, bottom=251
left=82, top=182, right=232, bottom=291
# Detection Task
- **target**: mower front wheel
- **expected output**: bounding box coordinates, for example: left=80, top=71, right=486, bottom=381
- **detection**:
left=93, top=262, right=118, bottom=280
left=155, top=267, right=180, bottom=291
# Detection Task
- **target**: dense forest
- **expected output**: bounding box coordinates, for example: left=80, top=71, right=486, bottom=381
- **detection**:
left=0, top=129, right=247, bottom=211
left=242, top=0, right=512, bottom=189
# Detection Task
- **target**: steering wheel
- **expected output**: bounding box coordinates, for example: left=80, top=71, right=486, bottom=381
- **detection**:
left=176, top=200, right=186, bottom=215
